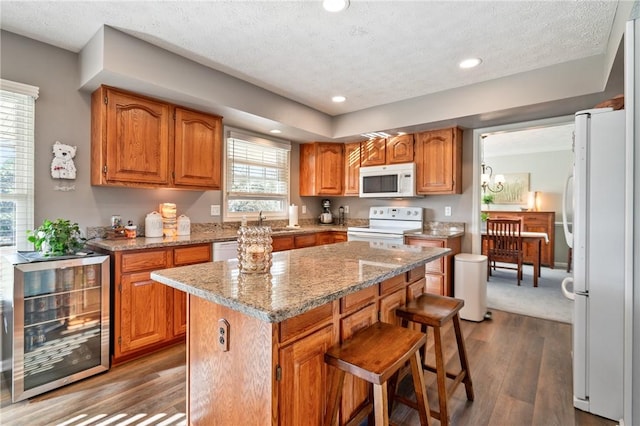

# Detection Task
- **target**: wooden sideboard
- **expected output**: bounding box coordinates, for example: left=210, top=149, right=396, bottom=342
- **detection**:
left=482, top=211, right=555, bottom=268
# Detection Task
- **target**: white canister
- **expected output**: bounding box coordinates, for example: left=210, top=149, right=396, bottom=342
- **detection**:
left=145, top=211, right=164, bottom=238
left=177, top=215, right=191, bottom=236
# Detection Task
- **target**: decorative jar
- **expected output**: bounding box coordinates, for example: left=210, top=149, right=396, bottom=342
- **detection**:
left=237, top=226, right=272, bottom=274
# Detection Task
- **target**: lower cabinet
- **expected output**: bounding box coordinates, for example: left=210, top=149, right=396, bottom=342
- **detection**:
left=185, top=264, right=426, bottom=424
left=278, top=324, right=334, bottom=426
left=272, top=231, right=347, bottom=252
left=405, top=236, right=461, bottom=297
left=110, top=243, right=211, bottom=365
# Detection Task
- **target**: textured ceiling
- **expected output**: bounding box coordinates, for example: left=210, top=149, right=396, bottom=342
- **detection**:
left=0, top=0, right=622, bottom=116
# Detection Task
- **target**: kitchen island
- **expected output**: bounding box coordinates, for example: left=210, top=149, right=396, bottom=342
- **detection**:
left=151, top=241, right=449, bottom=425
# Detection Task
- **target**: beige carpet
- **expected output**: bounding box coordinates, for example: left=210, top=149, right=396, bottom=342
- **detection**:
left=486, top=263, right=573, bottom=323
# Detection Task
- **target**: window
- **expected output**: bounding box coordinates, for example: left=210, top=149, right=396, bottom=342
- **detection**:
left=0, top=80, right=38, bottom=251
left=224, top=128, right=291, bottom=220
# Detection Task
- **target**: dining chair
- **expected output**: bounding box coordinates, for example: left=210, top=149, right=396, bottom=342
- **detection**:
left=486, top=218, right=524, bottom=285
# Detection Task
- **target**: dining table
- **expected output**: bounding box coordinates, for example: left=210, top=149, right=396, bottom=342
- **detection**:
left=482, top=231, right=549, bottom=287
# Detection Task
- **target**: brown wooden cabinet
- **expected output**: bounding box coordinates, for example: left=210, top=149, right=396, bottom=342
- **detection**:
left=360, top=138, right=387, bottom=166
left=361, top=135, right=414, bottom=167
left=415, top=127, right=463, bottom=194
left=343, top=142, right=361, bottom=196
left=482, top=211, right=555, bottom=268
left=404, top=235, right=462, bottom=296
left=386, top=134, right=414, bottom=164
left=186, top=265, right=426, bottom=424
left=110, top=243, right=211, bottom=364
left=91, top=86, right=222, bottom=190
left=299, top=142, right=344, bottom=196
left=272, top=231, right=347, bottom=252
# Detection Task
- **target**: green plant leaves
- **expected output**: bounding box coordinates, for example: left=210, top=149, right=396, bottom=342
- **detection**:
left=27, top=218, right=86, bottom=256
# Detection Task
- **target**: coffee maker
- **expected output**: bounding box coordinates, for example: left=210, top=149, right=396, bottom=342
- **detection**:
left=319, top=199, right=333, bottom=224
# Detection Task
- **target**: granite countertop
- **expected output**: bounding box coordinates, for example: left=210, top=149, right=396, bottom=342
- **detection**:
left=150, top=241, right=450, bottom=323
left=86, top=224, right=349, bottom=252
left=405, top=229, right=465, bottom=239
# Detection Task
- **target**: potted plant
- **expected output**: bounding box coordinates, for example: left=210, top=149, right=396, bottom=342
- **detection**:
left=482, top=194, right=495, bottom=210
left=27, top=219, right=86, bottom=256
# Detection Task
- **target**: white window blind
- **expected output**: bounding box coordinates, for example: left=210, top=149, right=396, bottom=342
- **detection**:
left=224, top=128, right=291, bottom=220
left=0, top=79, right=38, bottom=251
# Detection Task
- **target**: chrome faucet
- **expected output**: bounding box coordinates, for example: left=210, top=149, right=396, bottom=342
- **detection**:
left=258, top=211, right=266, bottom=226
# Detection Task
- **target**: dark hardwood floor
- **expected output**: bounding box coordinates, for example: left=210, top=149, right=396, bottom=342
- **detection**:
left=1, top=310, right=618, bottom=426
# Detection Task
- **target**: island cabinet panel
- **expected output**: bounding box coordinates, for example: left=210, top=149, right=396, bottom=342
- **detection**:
left=339, top=303, right=377, bottom=423
left=91, top=86, right=222, bottom=190
left=415, top=127, right=463, bottom=194
left=181, top=265, right=427, bottom=425
left=279, top=325, right=334, bottom=426
left=299, top=142, right=344, bottom=196
left=343, top=142, right=361, bottom=196
left=188, top=297, right=275, bottom=425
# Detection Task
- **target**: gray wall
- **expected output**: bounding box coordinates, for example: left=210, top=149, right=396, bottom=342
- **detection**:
left=1, top=30, right=476, bottom=250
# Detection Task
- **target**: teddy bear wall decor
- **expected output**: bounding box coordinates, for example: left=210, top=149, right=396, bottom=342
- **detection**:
left=51, top=141, right=77, bottom=180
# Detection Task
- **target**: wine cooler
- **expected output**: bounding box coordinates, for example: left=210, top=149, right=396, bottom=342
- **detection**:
left=1, top=254, right=110, bottom=402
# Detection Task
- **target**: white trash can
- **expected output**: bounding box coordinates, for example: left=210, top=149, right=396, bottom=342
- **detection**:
left=454, top=253, right=488, bottom=322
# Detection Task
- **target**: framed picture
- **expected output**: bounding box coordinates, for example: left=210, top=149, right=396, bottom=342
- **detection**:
left=493, top=173, right=530, bottom=204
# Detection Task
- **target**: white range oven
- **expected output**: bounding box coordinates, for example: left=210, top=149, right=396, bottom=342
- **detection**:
left=347, top=206, right=424, bottom=246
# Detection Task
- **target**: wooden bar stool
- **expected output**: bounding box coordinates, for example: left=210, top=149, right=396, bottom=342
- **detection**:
left=324, top=321, right=431, bottom=426
left=394, top=293, right=474, bottom=426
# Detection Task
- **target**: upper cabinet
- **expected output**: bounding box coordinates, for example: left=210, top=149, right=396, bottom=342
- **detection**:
left=91, top=86, right=222, bottom=190
left=360, top=138, right=386, bottom=166
left=386, top=134, right=414, bottom=164
left=415, top=127, right=463, bottom=194
left=360, top=134, right=414, bottom=167
left=299, top=142, right=344, bottom=196
left=343, top=142, right=361, bottom=196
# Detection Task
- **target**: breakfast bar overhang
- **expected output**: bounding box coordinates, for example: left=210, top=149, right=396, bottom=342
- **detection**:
left=151, top=241, right=450, bottom=425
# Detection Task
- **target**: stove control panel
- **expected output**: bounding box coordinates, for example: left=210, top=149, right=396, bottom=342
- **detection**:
left=369, top=207, right=423, bottom=221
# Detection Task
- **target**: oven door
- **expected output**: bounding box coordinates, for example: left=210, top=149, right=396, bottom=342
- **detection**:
left=347, top=230, right=404, bottom=245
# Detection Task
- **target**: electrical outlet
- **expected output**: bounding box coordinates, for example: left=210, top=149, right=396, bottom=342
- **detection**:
left=211, top=205, right=221, bottom=216
left=218, top=319, right=229, bottom=352
left=344, top=206, right=349, bottom=214
left=302, top=205, right=307, bottom=214
left=445, top=206, right=452, bottom=217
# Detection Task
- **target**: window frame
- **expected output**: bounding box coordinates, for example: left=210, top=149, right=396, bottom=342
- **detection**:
left=0, top=79, right=38, bottom=252
left=223, top=127, right=291, bottom=222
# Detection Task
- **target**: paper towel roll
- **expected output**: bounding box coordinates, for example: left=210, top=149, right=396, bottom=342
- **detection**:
left=288, top=204, right=299, bottom=227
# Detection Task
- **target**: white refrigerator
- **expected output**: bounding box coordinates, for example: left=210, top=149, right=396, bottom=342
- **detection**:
left=563, top=108, right=625, bottom=422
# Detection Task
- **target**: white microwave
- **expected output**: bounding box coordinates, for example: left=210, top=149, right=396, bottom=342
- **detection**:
left=359, top=163, right=419, bottom=198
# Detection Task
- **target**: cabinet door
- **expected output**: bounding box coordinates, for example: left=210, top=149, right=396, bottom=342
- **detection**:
left=379, top=287, right=406, bottom=326
left=172, top=244, right=212, bottom=336
left=104, top=88, right=171, bottom=185
left=279, top=324, right=334, bottom=426
left=344, top=142, right=361, bottom=195
left=415, top=127, right=462, bottom=194
left=360, top=138, right=386, bottom=166
left=316, top=232, right=334, bottom=246
left=294, top=234, right=317, bottom=248
left=118, top=271, right=168, bottom=355
left=386, top=134, right=414, bottom=164
left=300, top=143, right=344, bottom=196
left=174, top=108, right=222, bottom=189
left=173, top=289, right=187, bottom=336
left=273, top=236, right=295, bottom=252
left=340, top=304, right=377, bottom=423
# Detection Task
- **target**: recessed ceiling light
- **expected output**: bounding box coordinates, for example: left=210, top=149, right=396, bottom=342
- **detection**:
left=459, top=58, right=482, bottom=69
left=323, top=0, right=349, bottom=12
left=270, top=129, right=282, bottom=134
left=331, top=95, right=346, bottom=103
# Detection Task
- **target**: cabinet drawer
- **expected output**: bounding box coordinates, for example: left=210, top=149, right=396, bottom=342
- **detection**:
left=121, top=250, right=169, bottom=273
left=294, top=234, right=317, bottom=248
left=280, top=302, right=333, bottom=342
left=406, top=277, right=426, bottom=301
left=173, top=244, right=211, bottom=266
left=273, top=236, right=295, bottom=252
left=340, top=285, right=378, bottom=314
left=407, top=266, right=425, bottom=282
left=380, top=273, right=407, bottom=296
